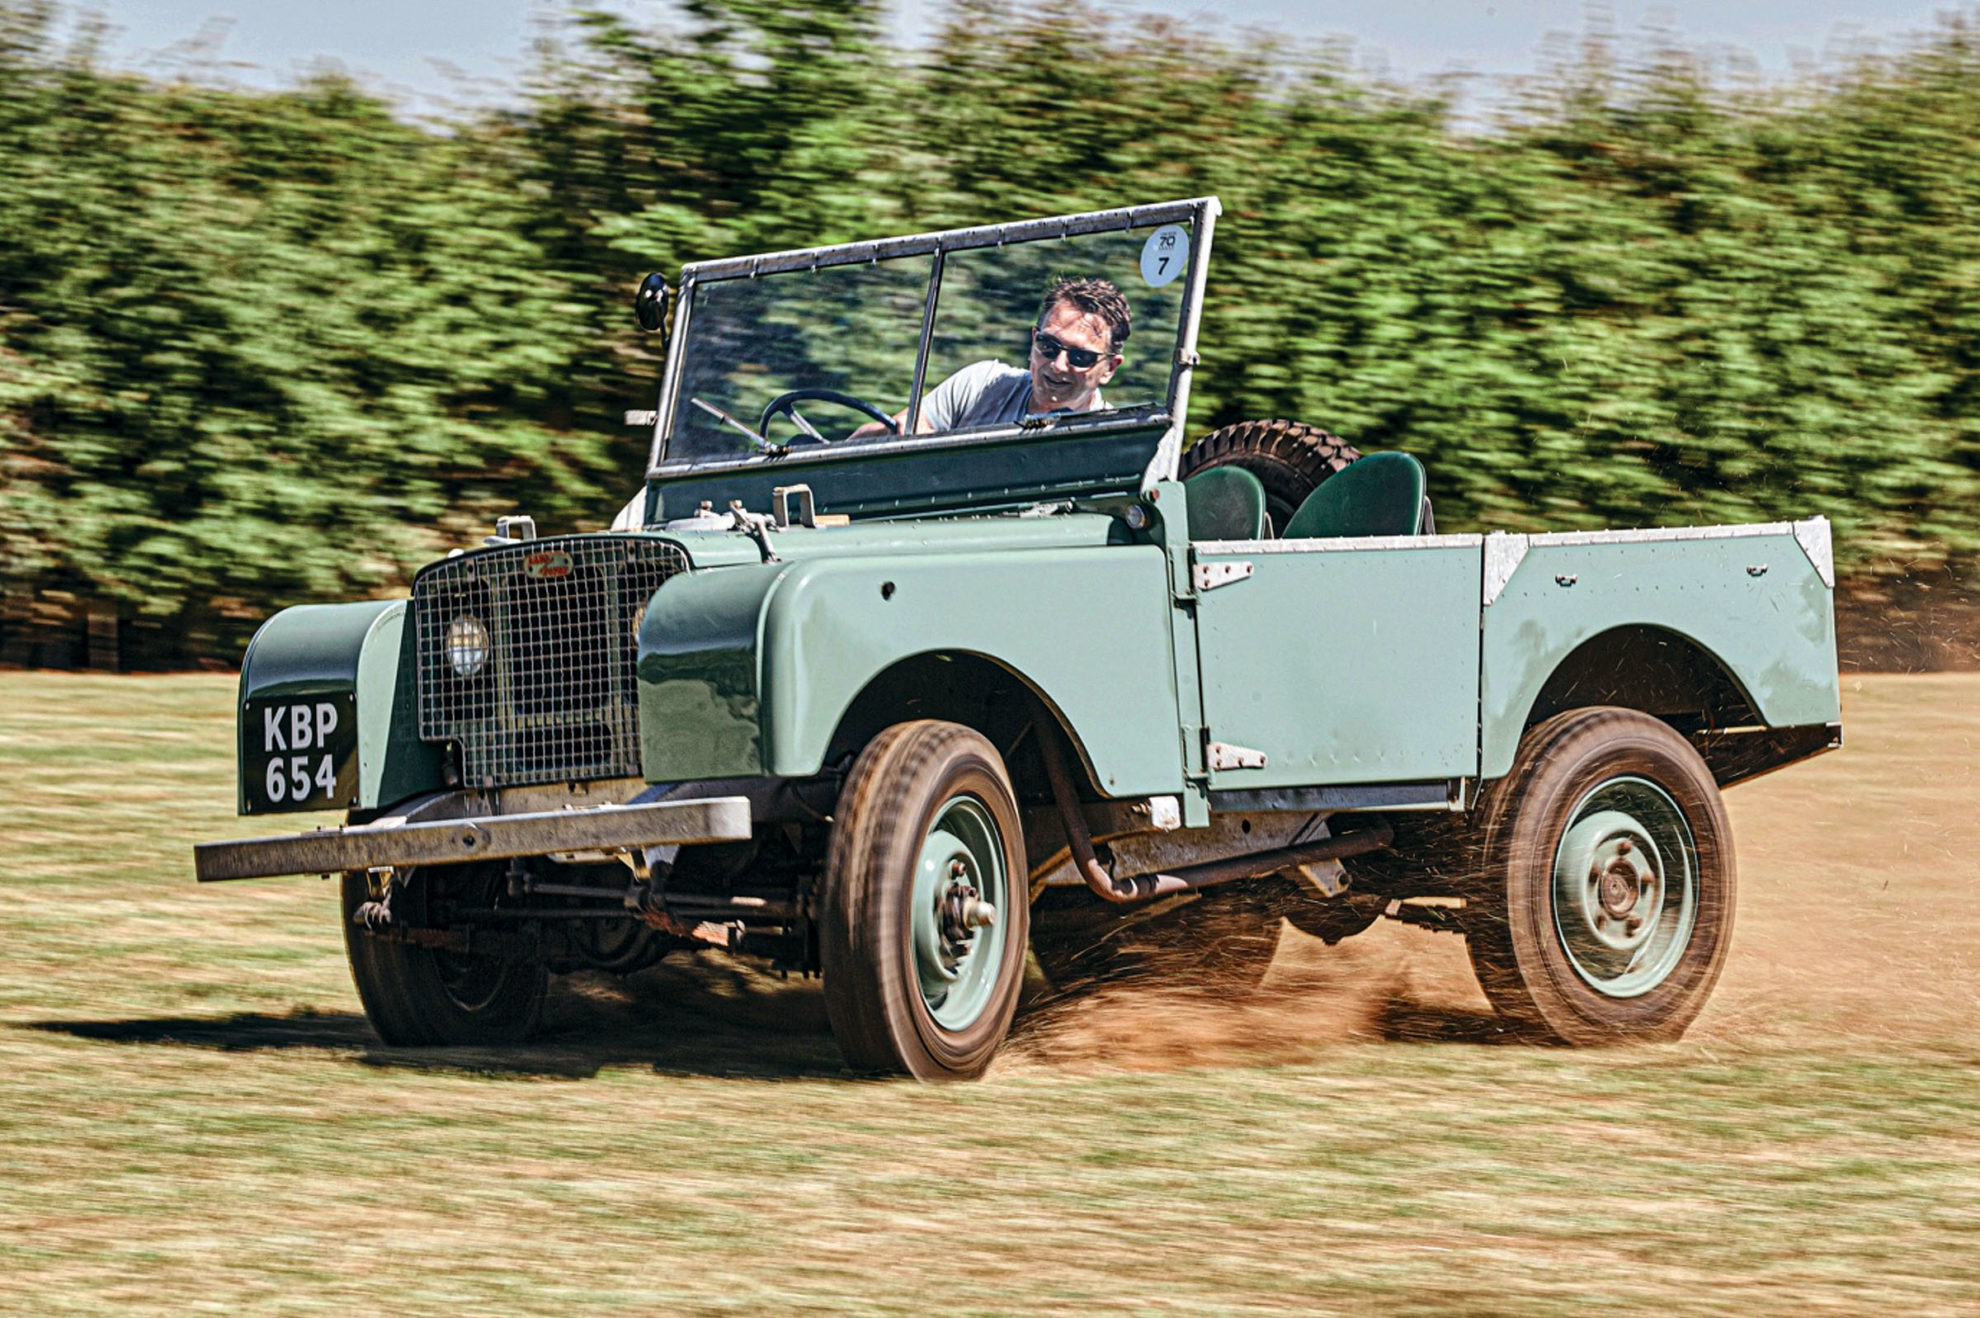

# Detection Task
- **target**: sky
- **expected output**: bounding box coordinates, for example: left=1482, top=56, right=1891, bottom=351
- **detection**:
left=65, top=0, right=1972, bottom=113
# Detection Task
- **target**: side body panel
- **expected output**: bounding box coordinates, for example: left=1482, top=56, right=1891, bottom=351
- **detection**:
left=1480, top=527, right=1841, bottom=778
left=237, top=600, right=444, bottom=814
left=1191, top=537, right=1484, bottom=787
left=639, top=546, right=1185, bottom=795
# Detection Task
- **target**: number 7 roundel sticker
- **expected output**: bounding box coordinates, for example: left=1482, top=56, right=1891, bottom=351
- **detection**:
left=1139, top=224, right=1189, bottom=288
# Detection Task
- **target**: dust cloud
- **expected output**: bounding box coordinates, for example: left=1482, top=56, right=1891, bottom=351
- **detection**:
left=1001, top=674, right=1980, bottom=1073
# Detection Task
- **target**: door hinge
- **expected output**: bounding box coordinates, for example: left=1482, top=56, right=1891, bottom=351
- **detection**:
left=1206, top=740, right=1268, bottom=771
left=1192, top=560, right=1253, bottom=591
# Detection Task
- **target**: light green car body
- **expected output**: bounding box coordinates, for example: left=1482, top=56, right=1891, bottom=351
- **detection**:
left=233, top=491, right=1840, bottom=826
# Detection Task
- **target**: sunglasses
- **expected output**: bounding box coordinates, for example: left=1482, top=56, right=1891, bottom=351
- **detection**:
left=1032, top=330, right=1107, bottom=371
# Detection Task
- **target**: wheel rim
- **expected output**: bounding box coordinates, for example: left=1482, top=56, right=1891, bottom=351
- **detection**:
left=432, top=949, right=510, bottom=1012
left=1551, top=776, right=1698, bottom=999
left=423, top=866, right=514, bottom=1013
left=910, top=794, right=1010, bottom=1031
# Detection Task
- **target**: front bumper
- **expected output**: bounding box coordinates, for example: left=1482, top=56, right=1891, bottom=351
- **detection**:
left=194, top=796, right=751, bottom=882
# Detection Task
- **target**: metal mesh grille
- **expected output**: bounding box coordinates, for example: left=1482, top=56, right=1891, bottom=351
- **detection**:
left=414, top=535, right=690, bottom=788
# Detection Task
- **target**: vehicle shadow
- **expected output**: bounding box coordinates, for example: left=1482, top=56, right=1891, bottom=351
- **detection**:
left=29, top=959, right=1528, bottom=1082
left=25, top=956, right=850, bottom=1081
left=28, top=1007, right=379, bottom=1052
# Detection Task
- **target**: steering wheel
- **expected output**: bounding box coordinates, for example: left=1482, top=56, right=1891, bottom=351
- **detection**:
left=758, top=388, right=899, bottom=445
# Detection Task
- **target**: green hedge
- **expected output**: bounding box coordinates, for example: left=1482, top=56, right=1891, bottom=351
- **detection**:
left=2, top=0, right=1977, bottom=662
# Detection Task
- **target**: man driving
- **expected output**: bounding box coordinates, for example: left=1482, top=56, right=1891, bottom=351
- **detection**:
left=853, top=276, right=1131, bottom=437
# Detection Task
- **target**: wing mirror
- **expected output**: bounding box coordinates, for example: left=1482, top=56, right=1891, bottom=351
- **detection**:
left=633, top=272, right=671, bottom=335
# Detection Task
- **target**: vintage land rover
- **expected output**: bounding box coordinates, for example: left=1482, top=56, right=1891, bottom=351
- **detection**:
left=196, top=197, right=1842, bottom=1079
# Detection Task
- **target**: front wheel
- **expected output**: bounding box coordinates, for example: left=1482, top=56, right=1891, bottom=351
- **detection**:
left=342, top=863, right=547, bottom=1046
left=1466, top=707, right=1734, bottom=1044
left=819, top=721, right=1030, bottom=1080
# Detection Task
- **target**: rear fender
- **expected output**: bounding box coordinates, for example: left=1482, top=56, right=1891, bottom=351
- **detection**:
left=1480, top=524, right=1841, bottom=780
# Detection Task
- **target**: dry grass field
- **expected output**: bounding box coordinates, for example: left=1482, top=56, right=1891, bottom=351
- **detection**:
left=0, top=671, right=1975, bottom=1314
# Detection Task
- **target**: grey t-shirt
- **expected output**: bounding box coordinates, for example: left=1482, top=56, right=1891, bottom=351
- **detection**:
left=920, top=360, right=1033, bottom=432
left=919, top=359, right=1110, bottom=432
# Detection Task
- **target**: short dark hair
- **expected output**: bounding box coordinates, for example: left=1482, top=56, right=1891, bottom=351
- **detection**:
left=1038, top=277, right=1131, bottom=353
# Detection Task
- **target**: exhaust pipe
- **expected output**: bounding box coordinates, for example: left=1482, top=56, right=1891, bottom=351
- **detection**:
left=1037, top=721, right=1392, bottom=904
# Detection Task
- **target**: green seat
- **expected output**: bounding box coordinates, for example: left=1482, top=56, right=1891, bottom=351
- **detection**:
left=1183, top=465, right=1269, bottom=540
left=1282, top=451, right=1428, bottom=539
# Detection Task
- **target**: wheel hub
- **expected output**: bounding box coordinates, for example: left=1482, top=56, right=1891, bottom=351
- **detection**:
left=1551, top=782, right=1699, bottom=999
left=939, top=859, right=998, bottom=963
left=1598, top=864, right=1638, bottom=918
left=1572, top=820, right=1660, bottom=951
left=909, top=798, right=1013, bottom=1031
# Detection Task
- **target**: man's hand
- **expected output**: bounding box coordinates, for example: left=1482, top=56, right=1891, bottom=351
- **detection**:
left=850, top=405, right=913, bottom=439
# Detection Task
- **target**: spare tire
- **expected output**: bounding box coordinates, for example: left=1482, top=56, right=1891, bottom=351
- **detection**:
left=1178, top=419, right=1360, bottom=536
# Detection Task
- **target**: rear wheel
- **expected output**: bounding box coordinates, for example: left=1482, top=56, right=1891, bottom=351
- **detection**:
left=342, top=863, right=547, bottom=1046
left=1179, top=419, right=1360, bottom=534
left=1465, top=708, right=1734, bottom=1044
left=819, top=721, right=1030, bottom=1080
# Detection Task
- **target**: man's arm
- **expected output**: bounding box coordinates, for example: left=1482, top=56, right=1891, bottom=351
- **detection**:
left=848, top=363, right=989, bottom=439
left=849, top=404, right=925, bottom=440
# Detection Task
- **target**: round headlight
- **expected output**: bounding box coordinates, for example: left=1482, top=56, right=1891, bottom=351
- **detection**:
left=446, top=613, right=489, bottom=678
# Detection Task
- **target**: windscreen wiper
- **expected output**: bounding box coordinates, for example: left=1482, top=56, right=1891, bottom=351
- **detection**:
left=691, top=397, right=781, bottom=452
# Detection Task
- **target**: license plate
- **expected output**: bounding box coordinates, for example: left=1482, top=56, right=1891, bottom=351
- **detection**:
left=243, top=693, right=358, bottom=814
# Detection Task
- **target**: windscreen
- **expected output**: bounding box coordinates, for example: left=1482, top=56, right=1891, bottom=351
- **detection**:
left=923, top=222, right=1187, bottom=433
left=663, top=216, right=1194, bottom=463
left=668, top=258, right=927, bottom=462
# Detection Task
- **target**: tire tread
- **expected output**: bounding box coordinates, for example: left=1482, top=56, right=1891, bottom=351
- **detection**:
left=820, top=721, right=1028, bottom=1079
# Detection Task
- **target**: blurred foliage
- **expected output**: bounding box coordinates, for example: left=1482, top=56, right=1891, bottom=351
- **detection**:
left=0, top=1, right=612, bottom=660
left=1, top=0, right=1977, bottom=661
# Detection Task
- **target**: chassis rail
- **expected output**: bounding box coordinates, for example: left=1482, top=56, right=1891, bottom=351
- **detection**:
left=194, top=797, right=753, bottom=883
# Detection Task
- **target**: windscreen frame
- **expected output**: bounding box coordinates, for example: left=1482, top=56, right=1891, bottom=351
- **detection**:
left=644, top=196, right=1220, bottom=491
